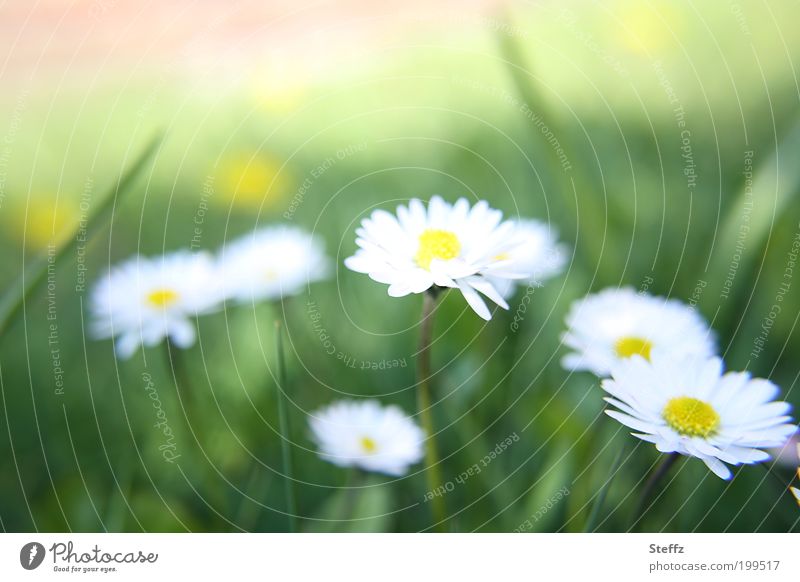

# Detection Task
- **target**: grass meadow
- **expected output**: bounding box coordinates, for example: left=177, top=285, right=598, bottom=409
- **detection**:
left=1, top=0, right=799, bottom=532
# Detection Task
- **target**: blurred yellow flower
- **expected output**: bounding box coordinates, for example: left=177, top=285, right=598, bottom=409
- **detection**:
left=218, top=154, right=293, bottom=210
left=12, top=196, right=78, bottom=249
left=617, top=1, right=684, bottom=55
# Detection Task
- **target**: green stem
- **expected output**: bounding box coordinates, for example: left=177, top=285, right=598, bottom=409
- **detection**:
left=631, top=453, right=680, bottom=529
left=163, top=340, right=197, bottom=421
left=340, top=468, right=366, bottom=525
left=418, top=291, right=446, bottom=531
left=275, top=318, right=298, bottom=533
left=584, top=443, right=627, bottom=532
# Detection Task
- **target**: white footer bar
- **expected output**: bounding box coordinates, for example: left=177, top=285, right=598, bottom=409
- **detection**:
left=0, top=533, right=794, bottom=580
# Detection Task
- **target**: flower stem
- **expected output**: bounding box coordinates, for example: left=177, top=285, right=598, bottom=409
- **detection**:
left=584, top=442, right=627, bottom=532
left=417, top=290, right=446, bottom=531
left=340, top=468, right=366, bottom=525
left=274, top=318, right=298, bottom=533
left=164, top=340, right=196, bottom=421
left=630, top=452, right=680, bottom=529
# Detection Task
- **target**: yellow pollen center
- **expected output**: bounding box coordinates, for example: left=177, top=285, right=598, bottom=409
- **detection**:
left=414, top=229, right=461, bottom=270
left=662, top=396, right=720, bottom=438
left=614, top=336, right=653, bottom=360
left=360, top=436, right=378, bottom=453
left=146, top=288, right=180, bottom=308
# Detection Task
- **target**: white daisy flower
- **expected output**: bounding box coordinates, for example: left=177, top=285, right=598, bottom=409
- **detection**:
left=487, top=218, right=568, bottom=298
left=220, top=225, right=330, bottom=303
left=309, top=400, right=425, bottom=476
left=562, top=287, right=716, bottom=376
left=90, top=251, right=222, bottom=359
left=602, top=354, right=797, bottom=480
left=344, top=196, right=536, bottom=320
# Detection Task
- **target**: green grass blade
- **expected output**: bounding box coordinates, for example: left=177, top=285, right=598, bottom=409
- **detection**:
left=275, top=318, right=298, bottom=532
left=0, top=132, right=164, bottom=338
left=494, top=13, right=605, bottom=274
left=702, top=118, right=800, bottom=318
left=584, top=442, right=627, bottom=532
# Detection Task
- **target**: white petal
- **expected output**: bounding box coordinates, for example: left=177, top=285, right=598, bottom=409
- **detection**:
left=457, top=281, right=491, bottom=320
left=464, top=276, right=509, bottom=309
left=387, top=283, right=413, bottom=297
left=605, top=410, right=657, bottom=433
left=701, top=456, right=732, bottom=480
left=115, top=333, right=141, bottom=359
left=604, top=397, right=659, bottom=422
left=719, top=445, right=770, bottom=464
left=344, top=255, right=374, bottom=273
left=169, top=320, right=196, bottom=348
left=431, top=273, right=458, bottom=288
left=655, top=440, right=679, bottom=453
left=428, top=195, right=450, bottom=226
left=408, top=199, right=427, bottom=228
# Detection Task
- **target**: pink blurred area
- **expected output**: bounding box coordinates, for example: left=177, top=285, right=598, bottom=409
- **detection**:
left=1, top=0, right=505, bottom=87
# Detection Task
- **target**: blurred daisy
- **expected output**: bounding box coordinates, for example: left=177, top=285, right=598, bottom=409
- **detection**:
left=91, top=251, right=222, bottom=358
left=768, top=432, right=800, bottom=468
left=344, top=196, right=536, bottom=320
left=602, top=354, right=796, bottom=480
left=219, top=226, right=330, bottom=303
left=562, top=287, right=715, bottom=376
left=487, top=218, right=568, bottom=298
left=309, top=400, right=425, bottom=476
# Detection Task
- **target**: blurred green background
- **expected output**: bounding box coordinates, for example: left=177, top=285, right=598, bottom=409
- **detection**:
left=1, top=0, right=799, bottom=532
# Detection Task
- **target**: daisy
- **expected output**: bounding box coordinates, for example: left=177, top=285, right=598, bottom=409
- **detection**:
left=486, top=218, right=568, bottom=298
left=602, top=354, right=796, bottom=480
left=219, top=225, right=330, bottom=303
left=562, top=287, right=715, bottom=376
left=344, top=196, right=536, bottom=320
left=309, top=400, right=425, bottom=476
left=90, top=251, right=222, bottom=358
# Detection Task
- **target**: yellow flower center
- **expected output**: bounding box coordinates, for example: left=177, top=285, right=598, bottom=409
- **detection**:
left=360, top=436, right=378, bottom=454
left=614, top=336, right=653, bottom=360
left=414, top=229, right=461, bottom=270
left=146, top=288, right=180, bottom=308
left=662, top=396, right=720, bottom=438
